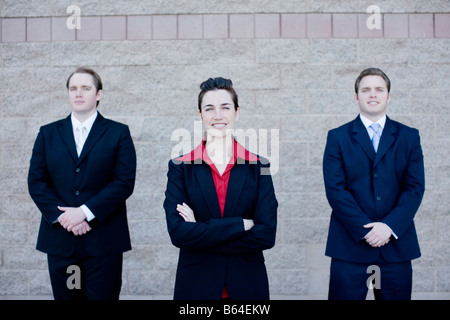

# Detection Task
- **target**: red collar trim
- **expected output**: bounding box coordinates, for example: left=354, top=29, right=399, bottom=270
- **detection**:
left=176, top=140, right=259, bottom=162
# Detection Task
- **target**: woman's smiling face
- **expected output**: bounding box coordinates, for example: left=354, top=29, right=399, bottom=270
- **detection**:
left=199, top=89, right=240, bottom=138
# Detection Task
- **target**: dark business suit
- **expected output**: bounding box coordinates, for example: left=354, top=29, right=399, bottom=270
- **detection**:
left=323, top=115, right=425, bottom=299
left=28, top=112, right=136, bottom=299
left=163, top=147, right=278, bottom=300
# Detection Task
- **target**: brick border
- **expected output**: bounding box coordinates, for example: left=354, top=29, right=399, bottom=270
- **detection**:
left=0, top=13, right=449, bottom=42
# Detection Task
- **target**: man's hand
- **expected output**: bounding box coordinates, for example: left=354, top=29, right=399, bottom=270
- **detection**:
left=57, top=206, right=87, bottom=232
left=363, top=222, right=392, bottom=247
left=71, top=221, right=92, bottom=236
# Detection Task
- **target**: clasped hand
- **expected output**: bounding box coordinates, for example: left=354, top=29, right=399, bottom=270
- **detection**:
left=363, top=222, right=392, bottom=247
left=57, top=206, right=91, bottom=236
left=177, top=203, right=254, bottom=231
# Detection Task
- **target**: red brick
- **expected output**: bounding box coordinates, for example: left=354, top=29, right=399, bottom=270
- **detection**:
left=178, top=15, right=203, bottom=39
left=332, top=14, right=357, bottom=38
left=409, top=14, right=434, bottom=38
left=127, top=16, right=152, bottom=40
left=51, top=17, right=76, bottom=41
left=76, top=16, right=101, bottom=41
left=384, top=14, right=409, bottom=38
left=102, top=16, right=126, bottom=41
left=281, top=14, right=306, bottom=38
left=229, top=14, right=254, bottom=39
left=358, top=14, right=383, bottom=38
left=435, top=14, right=450, bottom=38
left=2, top=18, right=26, bottom=42
left=153, top=15, right=177, bottom=40
left=27, top=18, right=51, bottom=42
left=203, top=14, right=228, bottom=39
left=307, top=14, right=332, bottom=38
left=255, top=14, right=280, bottom=38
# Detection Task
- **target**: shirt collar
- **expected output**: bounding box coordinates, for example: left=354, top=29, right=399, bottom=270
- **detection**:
left=71, top=111, right=98, bottom=133
left=176, top=139, right=259, bottom=163
left=359, top=113, right=386, bottom=130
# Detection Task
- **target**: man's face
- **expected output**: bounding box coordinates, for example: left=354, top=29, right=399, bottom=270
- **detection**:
left=355, top=75, right=391, bottom=121
left=68, top=73, right=102, bottom=119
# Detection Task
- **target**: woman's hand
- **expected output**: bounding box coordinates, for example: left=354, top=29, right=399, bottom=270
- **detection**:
left=177, top=203, right=196, bottom=222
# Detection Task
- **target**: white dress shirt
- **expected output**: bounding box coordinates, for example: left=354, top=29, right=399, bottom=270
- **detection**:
left=359, top=113, right=386, bottom=140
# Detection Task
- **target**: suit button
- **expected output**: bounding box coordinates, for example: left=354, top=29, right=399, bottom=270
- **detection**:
left=376, top=196, right=382, bottom=201
left=374, top=172, right=379, bottom=178
left=76, top=168, right=81, bottom=173
left=75, top=191, right=80, bottom=196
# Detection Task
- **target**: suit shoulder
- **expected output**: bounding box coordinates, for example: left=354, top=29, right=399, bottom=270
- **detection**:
left=390, top=119, right=419, bottom=135
left=327, top=119, right=353, bottom=136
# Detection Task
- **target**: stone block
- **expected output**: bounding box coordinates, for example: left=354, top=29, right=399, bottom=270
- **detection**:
left=256, top=39, right=308, bottom=64
left=281, top=14, right=306, bottom=38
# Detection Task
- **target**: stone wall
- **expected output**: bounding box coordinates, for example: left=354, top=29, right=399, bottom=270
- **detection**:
left=0, top=0, right=449, bottom=299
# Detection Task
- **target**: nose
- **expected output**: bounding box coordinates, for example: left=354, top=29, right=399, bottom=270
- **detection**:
left=213, top=109, right=223, bottom=119
left=369, top=89, right=377, bottom=97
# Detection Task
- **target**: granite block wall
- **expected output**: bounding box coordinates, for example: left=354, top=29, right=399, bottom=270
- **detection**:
left=0, top=0, right=449, bottom=299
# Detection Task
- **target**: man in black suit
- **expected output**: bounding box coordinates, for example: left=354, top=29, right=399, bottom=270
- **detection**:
left=28, top=67, right=137, bottom=300
left=322, top=68, right=425, bottom=299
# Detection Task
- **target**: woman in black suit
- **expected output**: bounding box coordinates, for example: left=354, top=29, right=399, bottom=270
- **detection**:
left=163, top=77, right=278, bottom=300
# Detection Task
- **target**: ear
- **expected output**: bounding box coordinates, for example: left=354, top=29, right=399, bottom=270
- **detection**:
left=354, top=93, right=359, bottom=102
left=387, top=92, right=392, bottom=103
left=235, top=107, right=240, bottom=121
left=96, top=89, right=103, bottom=101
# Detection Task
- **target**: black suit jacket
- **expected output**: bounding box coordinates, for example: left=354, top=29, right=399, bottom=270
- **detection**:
left=323, top=115, right=425, bottom=263
left=163, top=142, right=278, bottom=300
left=28, top=113, right=136, bottom=257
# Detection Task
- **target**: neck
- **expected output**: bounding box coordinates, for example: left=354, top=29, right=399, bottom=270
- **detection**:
left=361, top=112, right=385, bottom=123
left=205, top=134, right=234, bottom=165
left=73, top=109, right=96, bottom=123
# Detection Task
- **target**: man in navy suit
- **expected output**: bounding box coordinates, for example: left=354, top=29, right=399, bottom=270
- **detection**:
left=28, top=67, right=136, bottom=300
left=323, top=68, right=425, bottom=300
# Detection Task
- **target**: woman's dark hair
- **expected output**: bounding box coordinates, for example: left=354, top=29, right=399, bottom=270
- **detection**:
left=198, top=77, right=239, bottom=111
left=354, top=67, right=391, bottom=94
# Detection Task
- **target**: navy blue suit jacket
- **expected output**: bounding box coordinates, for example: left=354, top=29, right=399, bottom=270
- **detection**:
left=163, top=143, right=278, bottom=300
left=323, top=116, right=425, bottom=263
left=28, top=113, right=136, bottom=257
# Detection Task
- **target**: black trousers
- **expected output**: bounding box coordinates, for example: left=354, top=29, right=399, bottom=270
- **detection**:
left=47, top=241, right=123, bottom=300
left=328, top=255, right=412, bottom=300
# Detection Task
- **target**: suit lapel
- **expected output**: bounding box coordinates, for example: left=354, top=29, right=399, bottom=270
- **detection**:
left=57, top=115, right=78, bottom=162
left=223, top=163, right=249, bottom=218
left=374, top=116, right=397, bottom=167
left=77, top=113, right=108, bottom=164
left=193, top=163, right=222, bottom=219
left=353, top=116, right=376, bottom=161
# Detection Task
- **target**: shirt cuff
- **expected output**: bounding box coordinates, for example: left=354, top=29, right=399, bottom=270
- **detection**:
left=386, top=224, right=398, bottom=239
left=80, top=204, right=95, bottom=222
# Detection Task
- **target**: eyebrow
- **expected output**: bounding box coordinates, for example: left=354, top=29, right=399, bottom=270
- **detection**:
left=202, top=103, right=232, bottom=107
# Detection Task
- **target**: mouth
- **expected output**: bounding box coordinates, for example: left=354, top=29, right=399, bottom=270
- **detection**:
left=367, top=101, right=379, bottom=106
left=75, top=101, right=85, bottom=105
left=211, top=123, right=227, bottom=129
